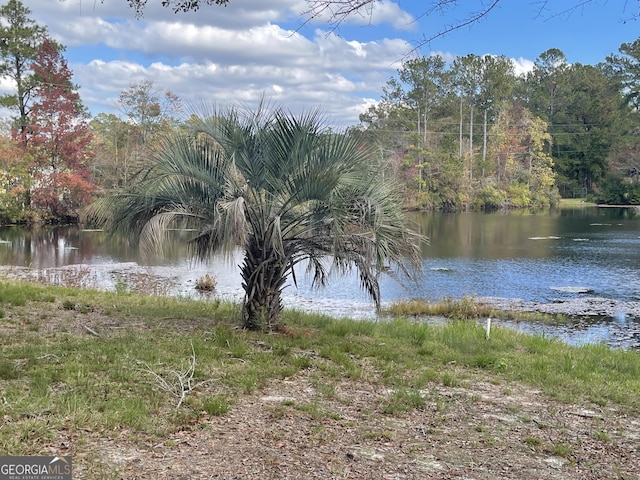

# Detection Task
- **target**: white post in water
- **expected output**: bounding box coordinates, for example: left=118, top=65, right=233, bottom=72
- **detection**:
left=485, top=317, right=492, bottom=340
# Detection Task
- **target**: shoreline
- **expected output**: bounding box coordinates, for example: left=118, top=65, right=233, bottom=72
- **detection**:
left=3, top=263, right=639, bottom=320
left=2, top=264, right=639, bottom=349
left=479, top=295, right=640, bottom=319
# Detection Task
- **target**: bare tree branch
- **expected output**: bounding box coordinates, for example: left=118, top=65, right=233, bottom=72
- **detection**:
left=298, top=0, right=638, bottom=53
left=301, top=0, right=376, bottom=28
left=415, top=0, right=501, bottom=46
left=296, top=0, right=505, bottom=54
left=137, top=341, right=214, bottom=409
left=88, top=0, right=640, bottom=33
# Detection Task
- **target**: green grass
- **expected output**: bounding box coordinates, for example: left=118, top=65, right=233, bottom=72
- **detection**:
left=383, top=296, right=567, bottom=323
left=559, top=198, right=597, bottom=207
left=381, top=388, right=427, bottom=414
left=1, top=279, right=640, bottom=461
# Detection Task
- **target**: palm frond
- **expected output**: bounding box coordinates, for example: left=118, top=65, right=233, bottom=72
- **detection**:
left=139, top=210, right=185, bottom=259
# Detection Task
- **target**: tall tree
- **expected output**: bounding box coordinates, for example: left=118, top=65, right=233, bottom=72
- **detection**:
left=356, top=100, right=411, bottom=181
left=488, top=101, right=556, bottom=207
left=26, top=37, right=96, bottom=219
left=393, top=55, right=449, bottom=144
left=452, top=54, right=483, bottom=180
left=525, top=49, right=569, bottom=156
left=477, top=55, right=515, bottom=169
left=116, top=80, right=182, bottom=185
left=89, top=113, right=132, bottom=189
left=360, top=53, right=527, bottom=211
left=118, top=79, right=182, bottom=145
left=0, top=0, right=47, bottom=135
left=383, top=55, right=451, bottom=189
left=87, top=105, right=422, bottom=331
left=606, top=38, right=640, bottom=110
left=601, top=44, right=640, bottom=183
left=552, top=63, right=623, bottom=194
left=0, top=134, right=29, bottom=223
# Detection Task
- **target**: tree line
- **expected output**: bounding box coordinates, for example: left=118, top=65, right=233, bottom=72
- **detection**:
left=2, top=0, right=640, bottom=225
left=351, top=46, right=640, bottom=211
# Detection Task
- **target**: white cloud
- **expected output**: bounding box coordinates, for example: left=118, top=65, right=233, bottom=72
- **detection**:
left=512, top=57, right=535, bottom=76
left=0, top=75, right=14, bottom=96
left=294, top=0, right=415, bottom=31
left=428, top=50, right=457, bottom=64
left=33, top=0, right=299, bottom=30
left=15, top=0, right=420, bottom=128
left=369, top=0, right=417, bottom=31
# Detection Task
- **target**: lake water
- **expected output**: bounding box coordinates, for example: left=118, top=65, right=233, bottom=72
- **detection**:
left=407, top=207, right=640, bottom=304
left=1, top=205, right=639, bottom=348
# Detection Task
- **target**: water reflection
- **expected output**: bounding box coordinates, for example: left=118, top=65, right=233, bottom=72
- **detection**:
left=500, top=315, right=640, bottom=350
left=401, top=207, right=640, bottom=305
left=0, top=225, right=197, bottom=268
left=1, top=206, right=639, bottom=348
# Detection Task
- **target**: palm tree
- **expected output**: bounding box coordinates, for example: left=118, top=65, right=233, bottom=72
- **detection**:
left=87, top=105, right=422, bottom=330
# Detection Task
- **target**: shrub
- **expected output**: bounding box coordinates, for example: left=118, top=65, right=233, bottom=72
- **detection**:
left=598, top=176, right=640, bottom=205
left=472, top=185, right=506, bottom=211
left=507, top=183, right=531, bottom=208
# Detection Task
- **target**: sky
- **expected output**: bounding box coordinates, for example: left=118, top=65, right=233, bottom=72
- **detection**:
left=6, top=0, right=640, bottom=128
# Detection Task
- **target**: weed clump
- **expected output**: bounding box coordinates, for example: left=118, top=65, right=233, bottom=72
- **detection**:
left=384, top=296, right=562, bottom=323
left=195, top=274, right=217, bottom=292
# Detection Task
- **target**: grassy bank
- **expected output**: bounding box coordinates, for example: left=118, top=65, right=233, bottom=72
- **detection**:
left=1, top=281, right=640, bottom=476
left=558, top=198, right=597, bottom=207
left=382, top=296, right=568, bottom=323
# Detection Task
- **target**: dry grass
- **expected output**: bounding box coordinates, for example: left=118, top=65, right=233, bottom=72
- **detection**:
left=1, top=281, right=639, bottom=479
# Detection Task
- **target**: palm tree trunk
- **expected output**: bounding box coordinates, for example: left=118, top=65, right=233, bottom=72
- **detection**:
left=240, top=237, right=287, bottom=331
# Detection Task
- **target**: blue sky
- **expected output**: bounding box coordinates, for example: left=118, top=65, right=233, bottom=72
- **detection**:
left=6, top=1, right=640, bottom=128
left=412, top=1, right=638, bottom=65
left=322, top=1, right=639, bottom=66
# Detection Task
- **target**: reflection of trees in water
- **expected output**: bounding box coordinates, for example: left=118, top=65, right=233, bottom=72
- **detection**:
left=0, top=225, right=193, bottom=268
left=2, top=207, right=636, bottom=266
left=0, top=225, right=89, bottom=267
left=0, top=263, right=177, bottom=297
left=410, top=206, right=639, bottom=259
left=411, top=209, right=566, bottom=259
left=560, top=205, right=639, bottom=221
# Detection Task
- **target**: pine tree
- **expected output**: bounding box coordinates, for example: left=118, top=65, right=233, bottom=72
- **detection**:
left=0, top=0, right=47, bottom=135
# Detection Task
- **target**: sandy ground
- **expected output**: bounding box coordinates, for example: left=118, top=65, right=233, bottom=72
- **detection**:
left=62, top=373, right=640, bottom=479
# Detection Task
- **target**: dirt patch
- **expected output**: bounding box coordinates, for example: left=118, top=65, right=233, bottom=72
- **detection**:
left=59, top=373, right=639, bottom=479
